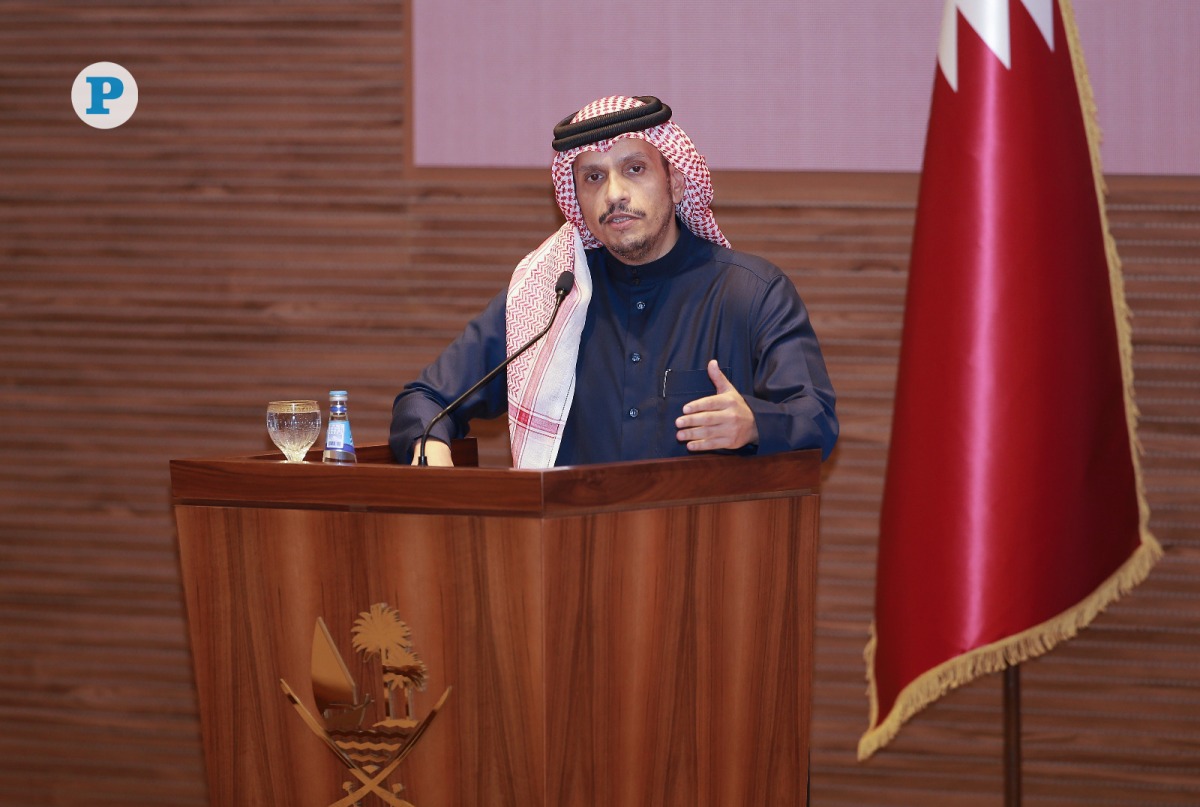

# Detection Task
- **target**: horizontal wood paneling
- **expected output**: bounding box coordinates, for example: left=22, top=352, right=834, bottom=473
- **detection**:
left=2, top=2, right=1199, bottom=805
left=1, top=3, right=413, bottom=805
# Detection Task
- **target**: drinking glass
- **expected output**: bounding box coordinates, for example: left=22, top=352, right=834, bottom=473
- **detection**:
left=266, top=400, right=321, bottom=462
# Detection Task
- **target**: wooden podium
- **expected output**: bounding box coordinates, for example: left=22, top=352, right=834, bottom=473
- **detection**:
left=171, top=445, right=821, bottom=806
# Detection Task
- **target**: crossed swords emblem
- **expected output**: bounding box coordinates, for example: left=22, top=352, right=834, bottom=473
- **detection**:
left=280, top=604, right=451, bottom=806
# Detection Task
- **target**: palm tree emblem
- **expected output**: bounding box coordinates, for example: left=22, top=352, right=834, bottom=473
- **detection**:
left=352, top=603, right=429, bottom=728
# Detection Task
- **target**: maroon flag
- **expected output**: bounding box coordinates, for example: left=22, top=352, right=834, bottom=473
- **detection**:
left=860, top=0, right=1161, bottom=758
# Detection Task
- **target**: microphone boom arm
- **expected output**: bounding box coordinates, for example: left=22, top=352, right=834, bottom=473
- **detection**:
left=417, top=277, right=573, bottom=466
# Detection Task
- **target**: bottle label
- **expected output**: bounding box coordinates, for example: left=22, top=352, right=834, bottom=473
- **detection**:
left=325, top=421, right=354, bottom=451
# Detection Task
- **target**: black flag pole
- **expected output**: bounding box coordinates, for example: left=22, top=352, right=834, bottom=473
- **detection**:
left=1004, top=665, right=1022, bottom=807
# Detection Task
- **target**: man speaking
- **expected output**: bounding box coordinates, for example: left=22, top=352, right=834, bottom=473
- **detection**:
left=390, top=95, right=837, bottom=467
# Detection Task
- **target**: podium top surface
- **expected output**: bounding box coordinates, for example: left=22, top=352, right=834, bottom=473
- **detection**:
left=170, top=444, right=821, bottom=517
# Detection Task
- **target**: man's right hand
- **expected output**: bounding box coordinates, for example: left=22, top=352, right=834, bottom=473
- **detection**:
left=411, top=439, right=454, bottom=467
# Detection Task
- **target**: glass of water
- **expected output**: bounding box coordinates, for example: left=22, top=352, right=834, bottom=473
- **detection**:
left=266, top=400, right=321, bottom=462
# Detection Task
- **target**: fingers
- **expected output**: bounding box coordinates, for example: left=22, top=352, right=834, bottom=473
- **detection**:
left=676, top=398, right=738, bottom=450
left=677, top=428, right=725, bottom=452
left=706, top=359, right=734, bottom=393
left=683, top=361, right=732, bottom=416
left=677, top=392, right=731, bottom=427
left=680, top=394, right=722, bottom=417
left=676, top=362, right=759, bottom=451
left=411, top=439, right=454, bottom=466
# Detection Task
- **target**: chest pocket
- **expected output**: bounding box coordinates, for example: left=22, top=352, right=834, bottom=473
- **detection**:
left=661, top=367, right=729, bottom=400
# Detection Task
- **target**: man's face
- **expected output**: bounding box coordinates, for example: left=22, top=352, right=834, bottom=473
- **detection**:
left=572, top=138, right=686, bottom=265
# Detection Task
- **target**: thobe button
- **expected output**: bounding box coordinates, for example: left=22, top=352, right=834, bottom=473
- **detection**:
left=631, top=352, right=641, bottom=363
left=635, top=301, right=646, bottom=311
left=628, top=407, right=639, bottom=418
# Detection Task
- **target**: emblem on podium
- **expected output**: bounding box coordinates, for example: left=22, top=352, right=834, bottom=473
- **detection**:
left=280, top=603, right=450, bottom=807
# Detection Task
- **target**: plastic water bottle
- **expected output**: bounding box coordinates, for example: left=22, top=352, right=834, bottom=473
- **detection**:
left=322, top=390, right=357, bottom=464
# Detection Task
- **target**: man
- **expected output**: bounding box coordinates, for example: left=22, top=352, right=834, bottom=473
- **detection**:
left=390, top=95, right=837, bottom=467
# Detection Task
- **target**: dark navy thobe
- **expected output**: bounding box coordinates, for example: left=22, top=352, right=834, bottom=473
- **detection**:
left=390, top=224, right=838, bottom=466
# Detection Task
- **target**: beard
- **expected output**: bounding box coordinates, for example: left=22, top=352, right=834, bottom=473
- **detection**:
left=600, top=196, right=678, bottom=265
left=607, top=228, right=660, bottom=265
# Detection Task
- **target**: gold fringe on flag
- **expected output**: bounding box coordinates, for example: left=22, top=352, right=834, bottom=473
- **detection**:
left=858, top=0, right=1162, bottom=761
left=859, top=539, right=1160, bottom=760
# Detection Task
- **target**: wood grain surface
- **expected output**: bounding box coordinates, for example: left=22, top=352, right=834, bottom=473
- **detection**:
left=544, top=497, right=818, bottom=805
left=176, top=506, right=546, bottom=805
left=169, top=446, right=820, bottom=515
left=173, top=455, right=819, bottom=805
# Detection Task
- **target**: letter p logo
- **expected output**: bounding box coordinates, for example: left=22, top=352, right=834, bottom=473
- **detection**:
left=84, top=76, right=124, bottom=114
left=73, top=62, right=138, bottom=129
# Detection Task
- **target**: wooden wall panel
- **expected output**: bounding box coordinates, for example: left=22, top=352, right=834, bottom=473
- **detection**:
left=1, top=3, right=413, bottom=805
left=2, top=2, right=1199, bottom=805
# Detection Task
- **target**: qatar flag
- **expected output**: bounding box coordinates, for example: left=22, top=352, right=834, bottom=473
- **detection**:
left=859, top=0, right=1161, bottom=759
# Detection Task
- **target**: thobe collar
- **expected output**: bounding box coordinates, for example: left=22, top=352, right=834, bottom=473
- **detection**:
left=598, top=218, right=700, bottom=288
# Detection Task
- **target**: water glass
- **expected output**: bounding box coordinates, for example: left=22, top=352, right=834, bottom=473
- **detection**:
left=266, top=400, right=321, bottom=462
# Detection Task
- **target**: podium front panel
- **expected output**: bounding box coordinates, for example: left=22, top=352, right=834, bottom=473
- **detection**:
left=172, top=449, right=820, bottom=805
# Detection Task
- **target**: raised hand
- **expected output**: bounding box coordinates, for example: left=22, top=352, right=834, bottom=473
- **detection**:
left=675, top=360, right=759, bottom=452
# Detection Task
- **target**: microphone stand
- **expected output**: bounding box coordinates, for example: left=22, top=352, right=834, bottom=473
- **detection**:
left=417, top=275, right=574, bottom=466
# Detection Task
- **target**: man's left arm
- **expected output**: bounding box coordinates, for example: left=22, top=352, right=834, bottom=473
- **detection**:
left=675, top=275, right=838, bottom=459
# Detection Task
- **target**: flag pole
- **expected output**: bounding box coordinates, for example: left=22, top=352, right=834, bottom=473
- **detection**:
left=1003, top=665, right=1022, bottom=807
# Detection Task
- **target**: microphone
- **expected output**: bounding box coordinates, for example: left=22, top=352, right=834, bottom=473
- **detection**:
left=417, top=270, right=576, bottom=466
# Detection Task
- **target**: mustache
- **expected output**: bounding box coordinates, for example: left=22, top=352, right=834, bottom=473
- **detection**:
left=598, top=204, right=645, bottom=225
